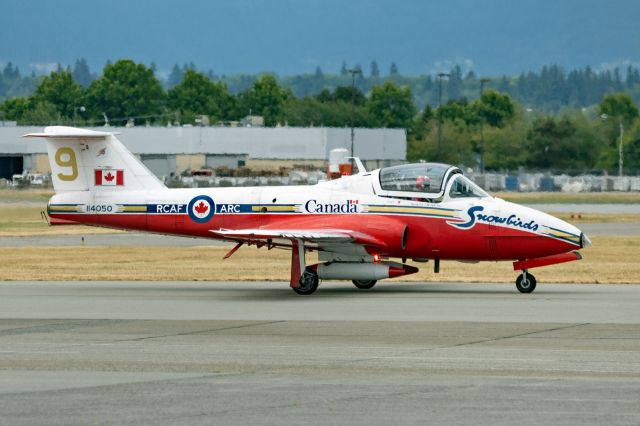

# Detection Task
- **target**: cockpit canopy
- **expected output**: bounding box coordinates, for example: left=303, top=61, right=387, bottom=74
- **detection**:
left=379, top=163, right=450, bottom=194
left=377, top=163, right=488, bottom=201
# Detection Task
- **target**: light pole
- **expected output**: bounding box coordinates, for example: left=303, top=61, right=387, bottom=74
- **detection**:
left=618, top=117, right=624, bottom=177
left=73, top=106, right=85, bottom=126
left=348, top=68, right=362, bottom=159
left=436, top=73, right=449, bottom=162
left=600, top=114, right=625, bottom=177
left=479, top=78, right=490, bottom=174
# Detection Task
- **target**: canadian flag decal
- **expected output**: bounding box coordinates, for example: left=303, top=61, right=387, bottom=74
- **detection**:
left=95, top=169, right=124, bottom=186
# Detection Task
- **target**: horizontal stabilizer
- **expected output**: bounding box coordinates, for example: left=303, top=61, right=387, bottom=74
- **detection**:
left=23, top=126, right=118, bottom=140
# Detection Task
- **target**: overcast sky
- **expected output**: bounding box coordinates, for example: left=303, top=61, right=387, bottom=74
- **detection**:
left=1, top=0, right=638, bottom=76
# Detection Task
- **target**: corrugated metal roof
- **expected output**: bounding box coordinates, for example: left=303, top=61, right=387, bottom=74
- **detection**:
left=0, top=126, right=406, bottom=160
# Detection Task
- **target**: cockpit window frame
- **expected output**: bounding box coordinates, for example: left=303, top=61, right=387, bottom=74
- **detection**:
left=372, top=163, right=461, bottom=202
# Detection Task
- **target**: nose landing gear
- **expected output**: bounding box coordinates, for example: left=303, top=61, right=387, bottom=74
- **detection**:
left=516, top=270, right=537, bottom=293
left=512, top=251, right=585, bottom=294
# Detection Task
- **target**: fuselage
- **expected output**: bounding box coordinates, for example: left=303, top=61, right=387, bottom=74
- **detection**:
left=47, top=171, right=586, bottom=262
left=27, top=126, right=589, bottom=294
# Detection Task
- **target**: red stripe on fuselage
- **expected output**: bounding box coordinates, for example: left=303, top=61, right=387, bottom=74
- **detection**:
left=49, top=212, right=578, bottom=261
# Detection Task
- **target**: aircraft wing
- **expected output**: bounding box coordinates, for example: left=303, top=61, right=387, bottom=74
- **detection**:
left=210, top=228, right=386, bottom=248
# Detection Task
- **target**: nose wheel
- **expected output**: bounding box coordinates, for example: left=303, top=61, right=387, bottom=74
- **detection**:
left=516, top=270, right=536, bottom=293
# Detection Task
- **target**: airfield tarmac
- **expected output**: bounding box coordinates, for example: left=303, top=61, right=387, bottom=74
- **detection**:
left=0, top=281, right=639, bottom=425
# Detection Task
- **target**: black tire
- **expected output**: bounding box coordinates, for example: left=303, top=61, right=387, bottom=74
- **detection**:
left=516, top=273, right=537, bottom=293
left=293, top=270, right=319, bottom=295
left=352, top=279, right=377, bottom=290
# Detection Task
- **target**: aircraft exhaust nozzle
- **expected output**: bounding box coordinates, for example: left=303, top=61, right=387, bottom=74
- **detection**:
left=310, top=261, right=419, bottom=281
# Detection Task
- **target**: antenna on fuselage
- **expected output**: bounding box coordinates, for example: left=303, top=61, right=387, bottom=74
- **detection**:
left=346, top=157, right=366, bottom=174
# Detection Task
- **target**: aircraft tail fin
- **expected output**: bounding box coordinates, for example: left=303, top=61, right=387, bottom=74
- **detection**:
left=23, top=126, right=165, bottom=193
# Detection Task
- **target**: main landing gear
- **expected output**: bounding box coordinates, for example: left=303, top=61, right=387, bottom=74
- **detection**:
left=352, top=279, right=377, bottom=290
left=293, top=269, right=319, bottom=295
left=516, top=270, right=537, bottom=293
left=290, top=239, right=319, bottom=295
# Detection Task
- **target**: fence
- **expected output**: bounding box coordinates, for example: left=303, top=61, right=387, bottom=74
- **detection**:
left=471, top=173, right=640, bottom=192
left=3, top=170, right=640, bottom=192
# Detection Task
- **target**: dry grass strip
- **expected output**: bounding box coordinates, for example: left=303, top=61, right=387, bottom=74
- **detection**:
left=0, top=236, right=638, bottom=284
left=496, top=191, right=640, bottom=204
left=0, top=206, right=122, bottom=236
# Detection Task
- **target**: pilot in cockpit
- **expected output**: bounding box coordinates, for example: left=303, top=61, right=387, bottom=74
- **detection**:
left=416, top=175, right=430, bottom=192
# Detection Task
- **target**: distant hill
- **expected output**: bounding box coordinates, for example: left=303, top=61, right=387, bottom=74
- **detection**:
left=0, top=0, right=638, bottom=76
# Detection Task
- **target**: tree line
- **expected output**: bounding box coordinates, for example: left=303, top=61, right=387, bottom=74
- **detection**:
left=0, top=59, right=417, bottom=128
left=3, top=59, right=640, bottom=111
left=1, top=59, right=640, bottom=175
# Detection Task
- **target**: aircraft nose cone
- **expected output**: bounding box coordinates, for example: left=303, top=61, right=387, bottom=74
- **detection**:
left=581, top=232, right=592, bottom=249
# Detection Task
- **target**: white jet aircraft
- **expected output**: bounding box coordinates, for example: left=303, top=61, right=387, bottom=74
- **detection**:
left=25, top=126, right=591, bottom=295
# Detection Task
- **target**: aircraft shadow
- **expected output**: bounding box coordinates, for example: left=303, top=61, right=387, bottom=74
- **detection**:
left=109, top=282, right=588, bottom=302
left=155, top=282, right=584, bottom=301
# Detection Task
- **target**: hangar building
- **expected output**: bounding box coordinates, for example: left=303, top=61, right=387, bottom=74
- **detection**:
left=0, top=125, right=406, bottom=179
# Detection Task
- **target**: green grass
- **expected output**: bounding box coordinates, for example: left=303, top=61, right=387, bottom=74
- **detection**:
left=496, top=192, right=640, bottom=204
left=553, top=213, right=640, bottom=223
left=0, top=189, right=54, bottom=203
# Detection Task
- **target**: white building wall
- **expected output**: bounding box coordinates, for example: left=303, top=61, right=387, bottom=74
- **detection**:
left=0, top=126, right=406, bottom=160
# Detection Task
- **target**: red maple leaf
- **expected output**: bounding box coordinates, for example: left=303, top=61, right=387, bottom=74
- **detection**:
left=194, top=201, right=208, bottom=215
left=104, top=172, right=114, bottom=182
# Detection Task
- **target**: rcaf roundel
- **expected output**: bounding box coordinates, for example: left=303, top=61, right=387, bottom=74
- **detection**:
left=188, top=195, right=215, bottom=223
